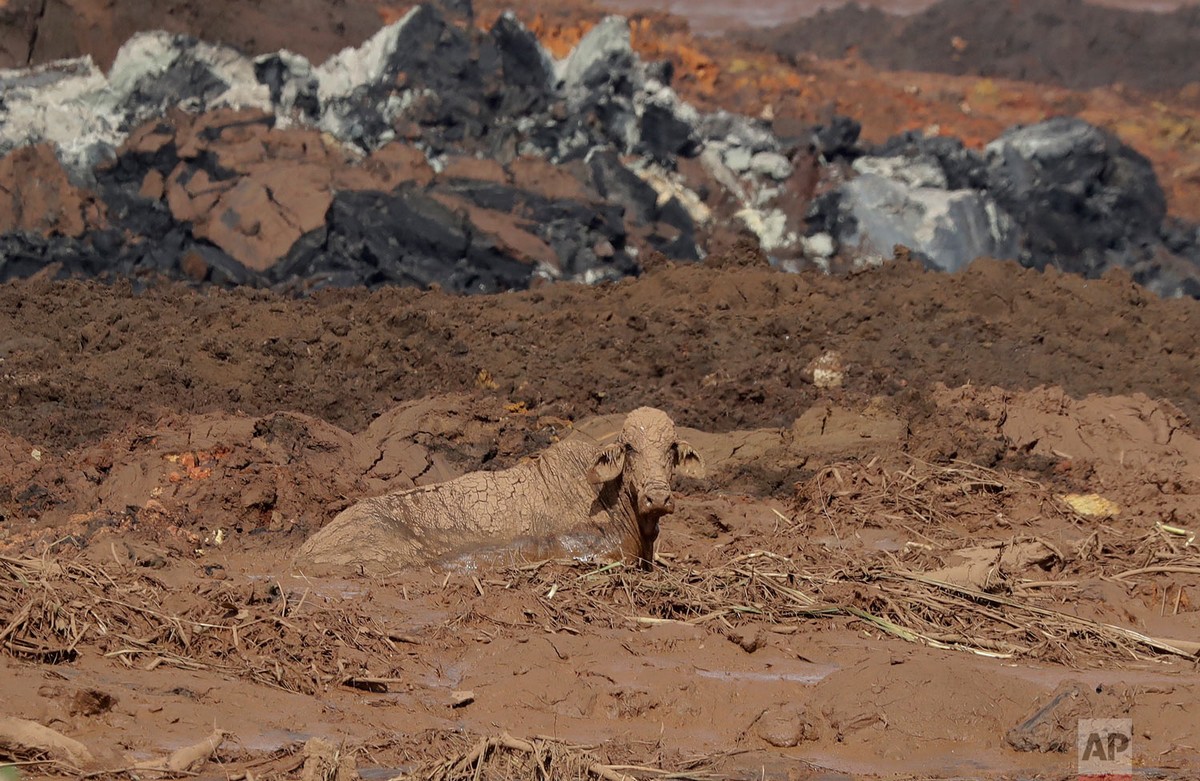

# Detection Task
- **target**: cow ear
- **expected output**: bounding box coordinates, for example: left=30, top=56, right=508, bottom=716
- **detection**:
left=673, top=441, right=704, bottom=478
left=588, top=443, right=626, bottom=484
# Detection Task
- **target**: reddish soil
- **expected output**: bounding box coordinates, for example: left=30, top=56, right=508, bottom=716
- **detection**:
left=3, top=0, right=1200, bottom=777
left=755, top=0, right=1200, bottom=93
left=2, top=250, right=1198, bottom=453
left=607, top=0, right=1200, bottom=35
left=3, top=253, right=1200, bottom=780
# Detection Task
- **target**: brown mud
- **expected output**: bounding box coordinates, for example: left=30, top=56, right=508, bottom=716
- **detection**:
left=3, top=250, right=1198, bottom=453
left=2, top=254, right=1200, bottom=780
left=756, top=0, right=1200, bottom=93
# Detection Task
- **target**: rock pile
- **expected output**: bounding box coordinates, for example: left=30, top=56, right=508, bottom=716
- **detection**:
left=803, top=116, right=1200, bottom=298
left=0, top=3, right=796, bottom=293
left=0, top=0, right=1197, bottom=296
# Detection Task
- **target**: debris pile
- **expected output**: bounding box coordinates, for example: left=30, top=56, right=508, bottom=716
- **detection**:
left=803, top=116, right=1200, bottom=298
left=0, top=3, right=797, bottom=292
left=0, top=0, right=1198, bottom=295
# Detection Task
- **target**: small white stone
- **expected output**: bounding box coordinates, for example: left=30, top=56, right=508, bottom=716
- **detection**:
left=802, top=233, right=835, bottom=259
left=723, top=147, right=752, bottom=174
left=750, top=151, right=791, bottom=180
left=807, top=351, right=845, bottom=389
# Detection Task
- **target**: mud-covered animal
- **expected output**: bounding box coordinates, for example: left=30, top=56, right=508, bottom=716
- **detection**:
left=294, top=407, right=704, bottom=575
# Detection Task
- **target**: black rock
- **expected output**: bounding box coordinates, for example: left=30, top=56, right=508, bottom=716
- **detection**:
left=589, top=150, right=659, bottom=225
left=443, top=177, right=640, bottom=276
left=986, top=117, right=1167, bottom=276
left=639, top=103, right=700, bottom=164
left=653, top=197, right=698, bottom=258
left=810, top=116, right=862, bottom=160
left=804, top=190, right=856, bottom=238
left=274, top=186, right=535, bottom=294
left=195, top=243, right=252, bottom=286
left=490, top=13, right=554, bottom=97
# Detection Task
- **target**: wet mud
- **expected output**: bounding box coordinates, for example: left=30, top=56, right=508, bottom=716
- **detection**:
left=2, top=255, right=1199, bottom=779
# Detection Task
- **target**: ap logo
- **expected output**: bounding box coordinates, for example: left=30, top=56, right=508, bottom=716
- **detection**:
left=1078, top=719, right=1133, bottom=781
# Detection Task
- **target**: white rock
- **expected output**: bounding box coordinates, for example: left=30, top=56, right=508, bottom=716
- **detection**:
left=699, top=147, right=746, bottom=201
left=736, top=207, right=796, bottom=252
left=724, top=146, right=752, bottom=173
left=0, top=57, right=115, bottom=170
left=802, top=233, right=835, bottom=259
left=254, top=50, right=319, bottom=123
left=807, top=350, right=845, bottom=389
left=315, top=8, right=418, bottom=103
left=839, top=173, right=1018, bottom=272
left=852, top=155, right=948, bottom=189
left=750, top=151, right=791, bottom=180
left=631, top=161, right=711, bottom=225
left=561, top=16, right=633, bottom=99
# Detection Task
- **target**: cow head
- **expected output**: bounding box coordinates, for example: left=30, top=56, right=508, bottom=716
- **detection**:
left=587, top=407, right=704, bottom=568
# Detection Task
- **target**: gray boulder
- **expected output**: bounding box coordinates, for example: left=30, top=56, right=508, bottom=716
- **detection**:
left=985, top=116, right=1167, bottom=277
left=838, top=174, right=1018, bottom=273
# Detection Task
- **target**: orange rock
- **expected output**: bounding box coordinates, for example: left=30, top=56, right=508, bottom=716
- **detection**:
left=255, top=164, right=335, bottom=233
left=175, top=108, right=275, bottom=160
left=140, top=169, right=166, bottom=200
left=431, top=191, right=556, bottom=269
left=192, top=175, right=328, bottom=272
left=440, top=155, right=508, bottom=182
left=166, top=165, right=231, bottom=224
left=333, top=142, right=435, bottom=191
left=0, top=144, right=104, bottom=237
left=120, top=118, right=176, bottom=158
left=509, top=155, right=591, bottom=202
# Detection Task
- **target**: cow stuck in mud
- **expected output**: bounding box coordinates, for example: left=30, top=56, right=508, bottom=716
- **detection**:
left=294, top=407, right=704, bottom=575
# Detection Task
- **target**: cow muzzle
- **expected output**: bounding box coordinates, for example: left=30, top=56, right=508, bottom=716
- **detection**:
left=640, top=484, right=675, bottom=515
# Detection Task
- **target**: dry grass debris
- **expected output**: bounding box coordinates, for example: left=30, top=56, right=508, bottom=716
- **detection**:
left=389, top=732, right=716, bottom=781
left=503, top=458, right=1200, bottom=664
left=0, top=554, right=396, bottom=695
left=4, top=460, right=1196, bottom=701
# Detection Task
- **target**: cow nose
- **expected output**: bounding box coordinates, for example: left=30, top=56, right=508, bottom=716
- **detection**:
left=641, top=487, right=674, bottom=513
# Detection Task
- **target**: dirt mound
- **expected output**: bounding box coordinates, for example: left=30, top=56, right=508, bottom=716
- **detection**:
left=936, top=384, right=1200, bottom=526
left=759, top=0, right=1200, bottom=94
left=0, top=0, right=386, bottom=72
left=3, top=257, right=1197, bottom=455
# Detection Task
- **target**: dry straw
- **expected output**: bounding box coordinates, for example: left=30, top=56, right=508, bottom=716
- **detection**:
left=504, top=457, right=1200, bottom=664
left=0, top=553, right=398, bottom=695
